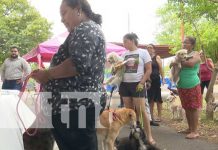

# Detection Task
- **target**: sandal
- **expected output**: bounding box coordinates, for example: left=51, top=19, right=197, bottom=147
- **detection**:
left=186, top=133, right=199, bottom=139
left=178, top=129, right=191, bottom=134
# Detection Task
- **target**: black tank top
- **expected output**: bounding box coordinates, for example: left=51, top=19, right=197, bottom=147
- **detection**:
left=151, top=55, right=160, bottom=80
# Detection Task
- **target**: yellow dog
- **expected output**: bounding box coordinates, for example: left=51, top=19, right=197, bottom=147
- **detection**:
left=97, top=108, right=136, bottom=150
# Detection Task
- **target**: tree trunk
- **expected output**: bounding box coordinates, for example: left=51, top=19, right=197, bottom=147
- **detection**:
left=205, top=62, right=218, bottom=120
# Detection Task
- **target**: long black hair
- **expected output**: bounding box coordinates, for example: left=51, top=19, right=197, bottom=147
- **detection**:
left=63, top=0, right=102, bottom=25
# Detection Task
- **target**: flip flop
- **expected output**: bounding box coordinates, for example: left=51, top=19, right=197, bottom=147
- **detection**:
left=185, top=133, right=199, bottom=139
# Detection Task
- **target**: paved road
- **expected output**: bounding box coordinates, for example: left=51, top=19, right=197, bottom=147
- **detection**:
left=116, top=125, right=218, bottom=150
left=54, top=91, right=218, bottom=150
left=152, top=125, right=218, bottom=150
left=108, top=94, right=218, bottom=150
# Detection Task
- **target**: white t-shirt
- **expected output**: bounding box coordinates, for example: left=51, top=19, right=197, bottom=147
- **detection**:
left=121, top=48, right=151, bottom=82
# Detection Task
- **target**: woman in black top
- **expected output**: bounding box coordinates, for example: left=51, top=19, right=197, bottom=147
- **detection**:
left=32, top=0, right=106, bottom=149
left=147, top=44, right=165, bottom=122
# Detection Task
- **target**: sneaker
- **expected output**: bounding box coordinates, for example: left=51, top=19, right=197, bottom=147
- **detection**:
left=150, top=121, right=159, bottom=126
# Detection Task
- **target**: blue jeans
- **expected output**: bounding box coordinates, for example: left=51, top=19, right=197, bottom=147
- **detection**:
left=2, top=79, right=22, bottom=91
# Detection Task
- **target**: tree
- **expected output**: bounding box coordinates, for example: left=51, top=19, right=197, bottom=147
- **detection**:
left=157, top=0, right=218, bottom=61
left=0, top=0, right=52, bottom=64
left=157, top=0, right=218, bottom=120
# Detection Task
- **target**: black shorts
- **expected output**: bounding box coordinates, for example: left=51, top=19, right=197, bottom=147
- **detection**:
left=119, top=82, right=145, bottom=98
left=147, top=76, right=163, bottom=103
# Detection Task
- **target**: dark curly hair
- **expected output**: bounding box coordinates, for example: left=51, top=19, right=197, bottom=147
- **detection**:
left=63, top=0, right=102, bottom=25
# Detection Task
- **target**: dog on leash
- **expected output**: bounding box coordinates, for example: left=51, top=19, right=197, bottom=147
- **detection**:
left=164, top=88, right=179, bottom=110
left=167, top=92, right=185, bottom=121
left=170, top=49, right=193, bottom=84
left=97, top=108, right=137, bottom=150
left=105, top=52, right=135, bottom=86
left=116, top=125, right=160, bottom=150
left=162, top=91, right=172, bottom=110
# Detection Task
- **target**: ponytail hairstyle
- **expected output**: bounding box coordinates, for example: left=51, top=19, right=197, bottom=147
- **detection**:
left=123, top=33, right=139, bottom=46
left=63, top=0, right=102, bottom=25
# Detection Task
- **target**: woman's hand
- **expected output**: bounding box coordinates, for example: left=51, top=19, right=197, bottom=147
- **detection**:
left=136, top=82, right=144, bottom=92
left=31, top=69, right=51, bottom=84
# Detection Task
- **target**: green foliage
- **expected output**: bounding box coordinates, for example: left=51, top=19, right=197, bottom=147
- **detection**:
left=156, top=0, right=218, bottom=62
left=0, top=0, right=52, bottom=64
left=168, top=0, right=218, bottom=22
left=156, top=3, right=183, bottom=53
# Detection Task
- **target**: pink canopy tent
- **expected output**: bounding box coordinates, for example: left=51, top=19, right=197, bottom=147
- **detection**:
left=23, top=32, right=126, bottom=67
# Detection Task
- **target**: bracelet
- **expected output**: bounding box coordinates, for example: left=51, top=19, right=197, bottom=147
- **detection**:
left=44, top=69, right=53, bottom=80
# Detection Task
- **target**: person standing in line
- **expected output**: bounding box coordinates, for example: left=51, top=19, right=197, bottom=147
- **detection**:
left=147, top=44, right=165, bottom=122
left=1, top=46, right=31, bottom=91
left=199, top=50, right=214, bottom=94
left=119, top=33, right=156, bottom=145
left=31, top=0, right=106, bottom=149
left=172, top=36, right=202, bottom=139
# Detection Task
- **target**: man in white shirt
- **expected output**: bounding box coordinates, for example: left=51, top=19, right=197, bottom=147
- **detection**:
left=1, top=46, right=31, bottom=91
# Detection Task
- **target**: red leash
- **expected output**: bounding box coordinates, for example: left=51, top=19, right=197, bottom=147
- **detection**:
left=16, top=73, right=42, bottom=136
left=105, top=109, right=121, bottom=121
